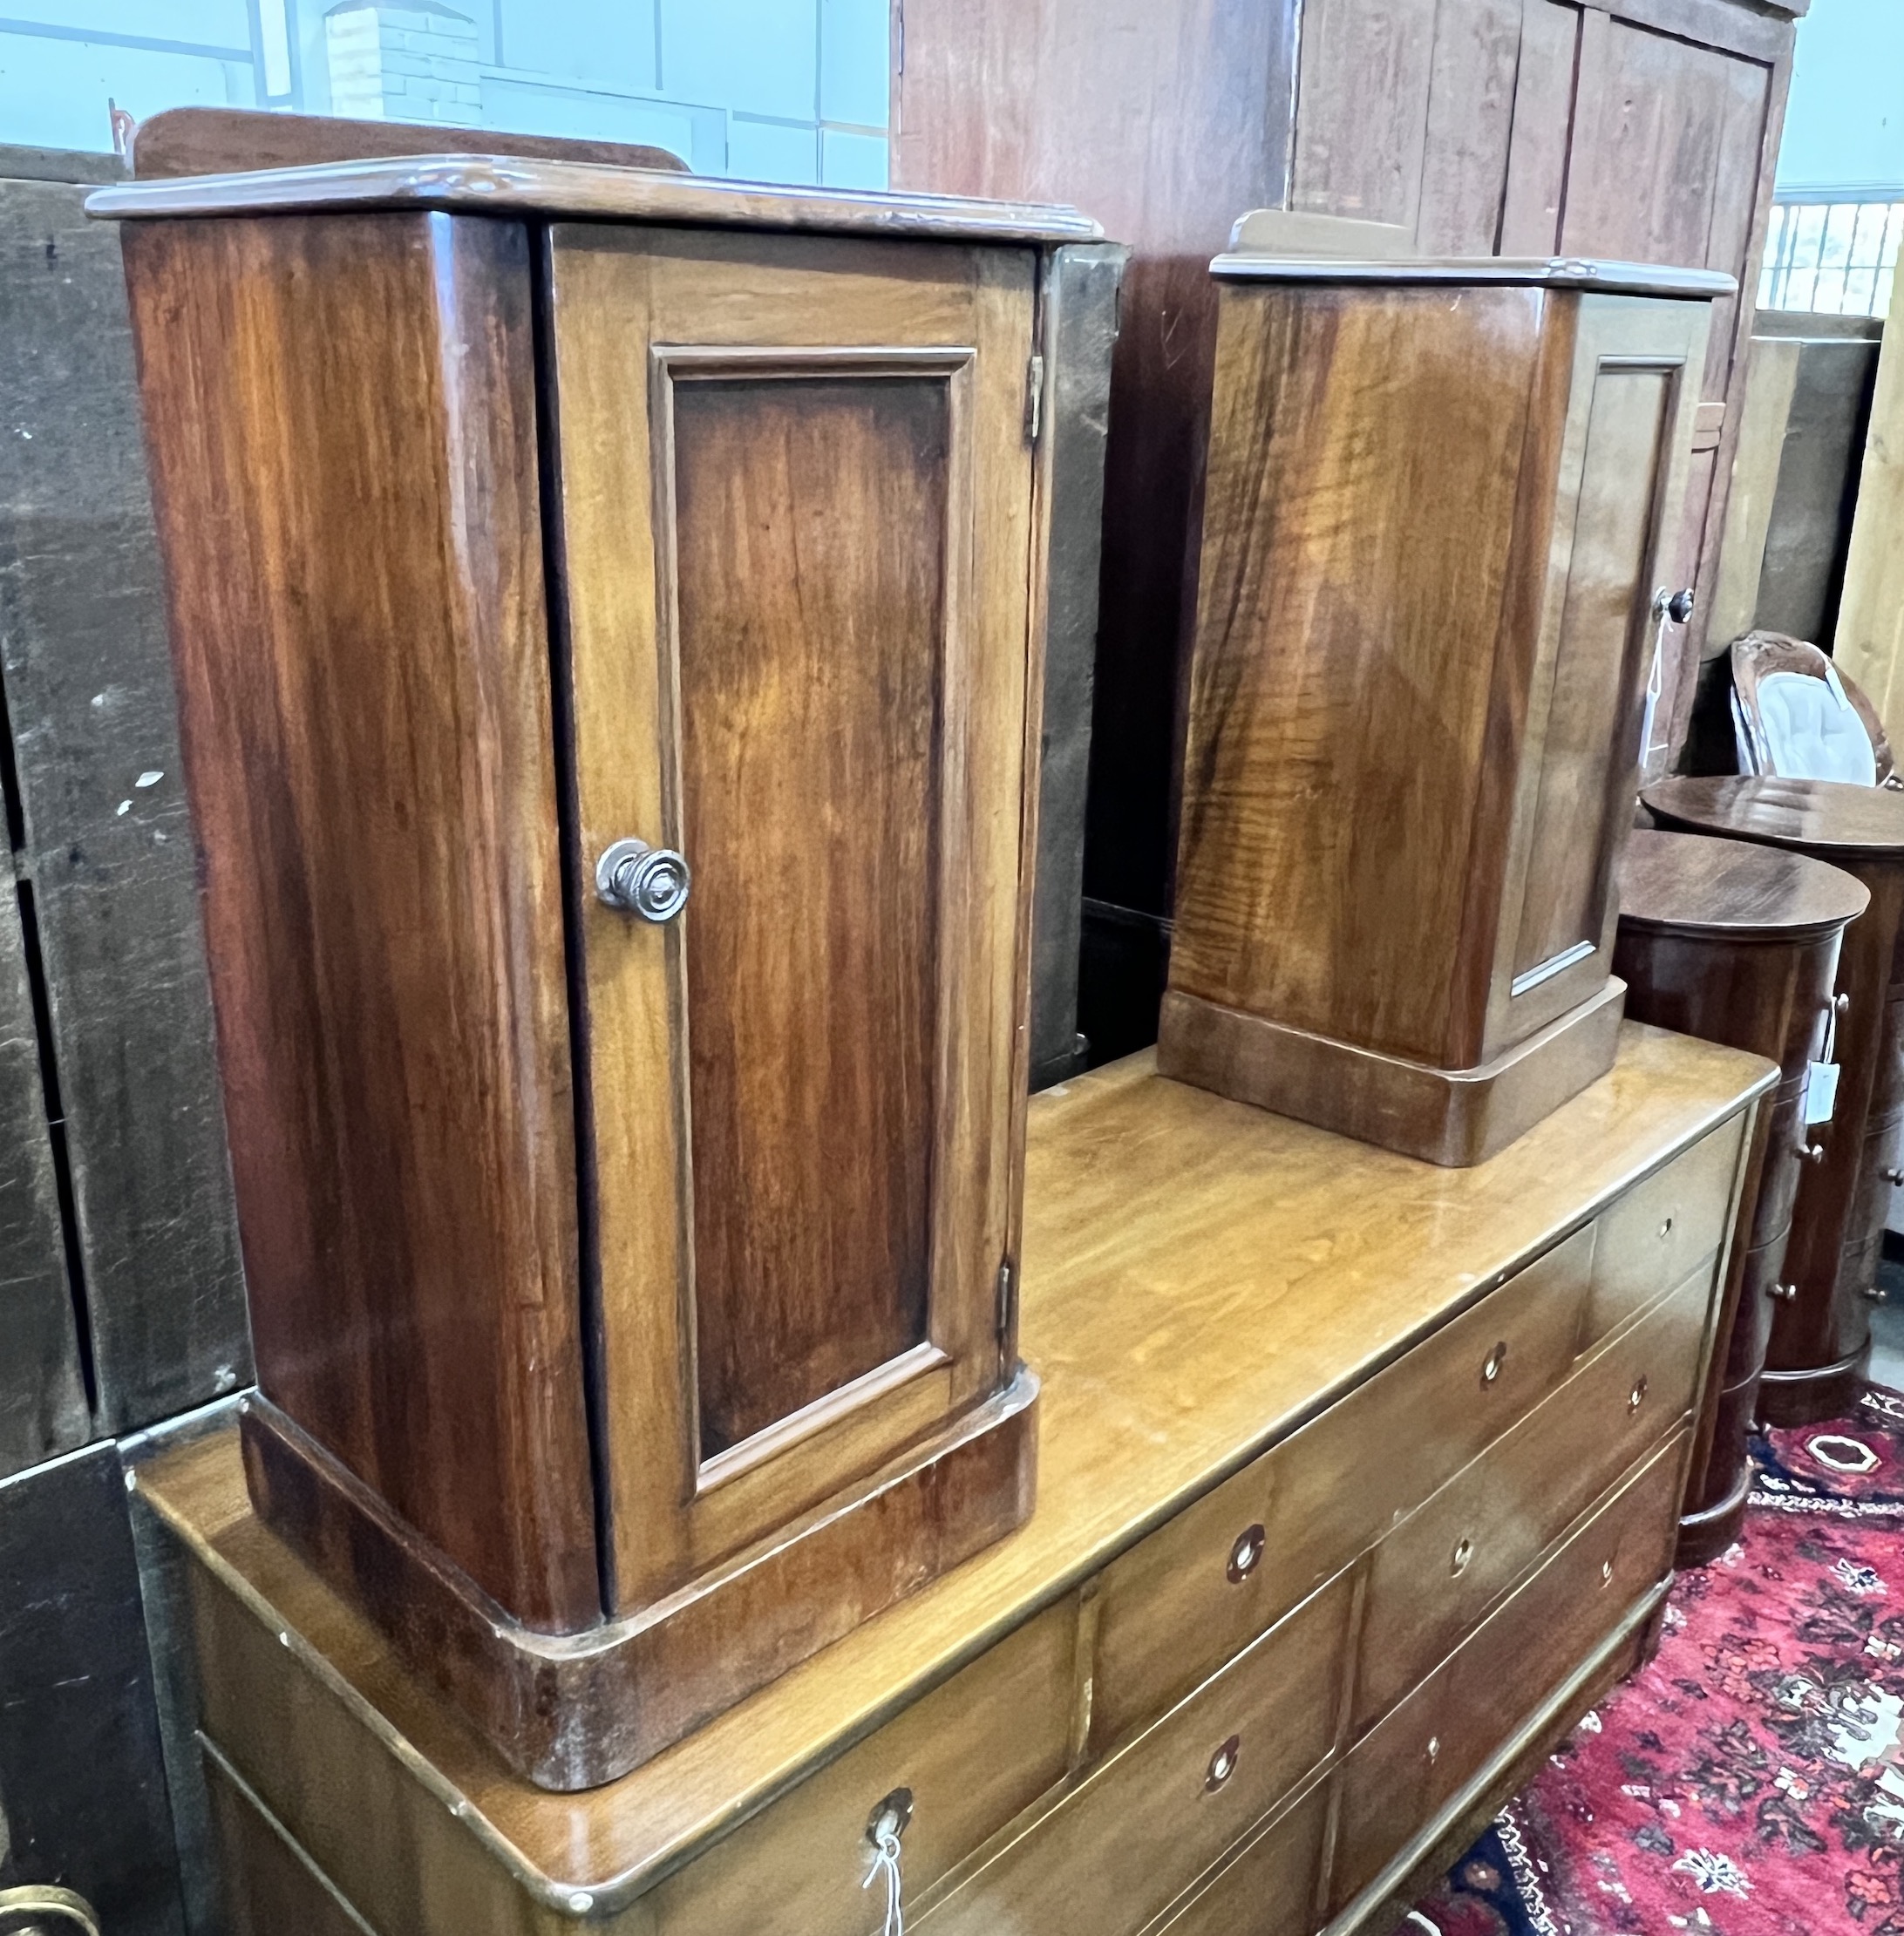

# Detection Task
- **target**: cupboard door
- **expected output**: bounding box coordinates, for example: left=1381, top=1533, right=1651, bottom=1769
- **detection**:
left=1487, top=294, right=1708, bottom=1052
left=546, top=227, right=1039, bottom=1607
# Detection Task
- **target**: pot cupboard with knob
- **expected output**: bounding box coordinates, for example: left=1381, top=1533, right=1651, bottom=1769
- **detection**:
left=136, top=1027, right=1771, bottom=1936
left=1644, top=777, right=1904, bottom=1423
left=1159, top=239, right=1731, bottom=1165
left=91, top=153, right=1113, bottom=1790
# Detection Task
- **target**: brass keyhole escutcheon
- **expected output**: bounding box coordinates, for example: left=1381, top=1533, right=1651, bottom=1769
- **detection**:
left=1480, top=1342, right=1507, bottom=1388
left=1628, top=1376, right=1649, bottom=1415
left=1206, top=1736, right=1241, bottom=1790
left=1451, top=1536, right=1473, bottom=1576
left=1227, top=1524, right=1265, bottom=1584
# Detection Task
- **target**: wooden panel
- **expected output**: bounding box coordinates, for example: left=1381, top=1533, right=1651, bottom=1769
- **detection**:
left=547, top=227, right=1037, bottom=1601
left=923, top=1573, right=1352, bottom=1936
left=1169, top=282, right=1547, bottom=1068
left=205, top=1753, right=375, bottom=1936
left=672, top=376, right=944, bottom=1453
left=1356, top=1263, right=1712, bottom=1727
left=1091, top=1226, right=1594, bottom=1749
left=119, top=212, right=598, bottom=1633
left=0, top=172, right=248, bottom=1436
left=1585, top=1112, right=1744, bottom=1345
left=1331, top=1433, right=1685, bottom=1915
left=1289, top=0, right=1439, bottom=228
left=1414, top=0, right=1526, bottom=253
left=0, top=1443, right=184, bottom=1936
left=1705, top=333, right=1802, bottom=649
left=655, top=1600, right=1074, bottom=1936
left=1498, top=0, right=1581, bottom=255
left=1149, top=1780, right=1330, bottom=1936
left=1509, top=363, right=1676, bottom=982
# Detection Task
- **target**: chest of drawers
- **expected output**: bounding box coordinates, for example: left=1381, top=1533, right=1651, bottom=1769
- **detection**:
left=93, top=157, right=1112, bottom=1790
left=138, top=1023, right=1770, bottom=1936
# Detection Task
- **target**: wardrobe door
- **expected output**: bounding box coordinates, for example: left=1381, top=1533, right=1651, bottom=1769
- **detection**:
left=546, top=226, right=1041, bottom=1608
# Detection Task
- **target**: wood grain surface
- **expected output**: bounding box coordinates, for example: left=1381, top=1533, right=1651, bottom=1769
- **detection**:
left=1619, top=826, right=1870, bottom=939
left=672, top=376, right=942, bottom=1453
left=134, top=1021, right=1771, bottom=1911
left=129, top=105, right=687, bottom=179
left=121, top=211, right=599, bottom=1632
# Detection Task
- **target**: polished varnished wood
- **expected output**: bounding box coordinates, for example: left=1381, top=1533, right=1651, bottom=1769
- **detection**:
left=133, top=1022, right=1769, bottom=1934
left=128, top=104, right=687, bottom=179
left=892, top=0, right=1802, bottom=1059
left=1615, top=827, right=1862, bottom=1557
left=91, top=155, right=1099, bottom=242
left=110, top=168, right=1076, bottom=1788
left=1643, top=777, right=1904, bottom=1424
left=1160, top=263, right=1713, bottom=1161
left=120, top=210, right=600, bottom=1635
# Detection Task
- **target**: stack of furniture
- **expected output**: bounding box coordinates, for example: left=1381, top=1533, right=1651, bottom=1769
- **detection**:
left=1615, top=828, right=1866, bottom=1559
left=1645, top=776, right=1904, bottom=1422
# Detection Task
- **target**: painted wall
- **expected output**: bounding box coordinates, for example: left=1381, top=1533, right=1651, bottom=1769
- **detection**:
left=0, top=0, right=889, bottom=187
left=1778, top=0, right=1904, bottom=197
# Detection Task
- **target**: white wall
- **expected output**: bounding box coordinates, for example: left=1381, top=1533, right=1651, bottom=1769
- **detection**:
left=1778, top=0, right=1904, bottom=197
left=0, top=0, right=888, bottom=187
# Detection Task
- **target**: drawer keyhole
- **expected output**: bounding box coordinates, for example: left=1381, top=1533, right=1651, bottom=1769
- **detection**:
left=1206, top=1736, right=1241, bottom=1791
left=1658, top=1215, right=1674, bottom=1240
left=1480, top=1342, right=1508, bottom=1388
left=1451, top=1536, right=1474, bottom=1576
left=1628, top=1376, right=1649, bottom=1415
left=1227, top=1525, right=1266, bottom=1584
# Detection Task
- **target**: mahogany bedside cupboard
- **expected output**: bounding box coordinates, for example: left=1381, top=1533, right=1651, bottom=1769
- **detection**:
left=1159, top=234, right=1732, bottom=1165
left=92, top=155, right=1105, bottom=1790
left=1615, top=828, right=1865, bottom=1560
left=1645, top=775, right=1904, bottom=1423
left=136, top=1023, right=1771, bottom=1936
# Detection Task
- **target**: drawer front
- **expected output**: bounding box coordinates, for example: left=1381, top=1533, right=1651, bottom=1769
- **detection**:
left=926, top=1572, right=1353, bottom=1936
left=1356, top=1259, right=1712, bottom=1729
left=655, top=1600, right=1075, bottom=1936
left=1092, top=1226, right=1592, bottom=1749
left=1332, top=1434, right=1684, bottom=1917
left=1147, top=1779, right=1329, bottom=1936
left=1584, top=1118, right=1741, bottom=1348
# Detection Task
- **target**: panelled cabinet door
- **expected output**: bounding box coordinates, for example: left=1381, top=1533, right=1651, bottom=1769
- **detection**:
left=1487, top=294, right=1710, bottom=1054
left=546, top=227, right=1039, bottom=1610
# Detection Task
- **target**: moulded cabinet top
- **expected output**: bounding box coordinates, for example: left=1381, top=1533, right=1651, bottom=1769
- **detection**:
left=1619, top=828, right=1869, bottom=942
left=1212, top=225, right=1736, bottom=302
left=85, top=153, right=1101, bottom=245
left=1646, top=775, right=1904, bottom=859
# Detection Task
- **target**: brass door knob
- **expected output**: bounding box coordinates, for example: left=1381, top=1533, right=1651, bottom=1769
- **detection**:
left=1769, top=1281, right=1799, bottom=1303
left=1801, top=1140, right=1827, bottom=1165
left=1882, top=1167, right=1904, bottom=1186
left=595, top=839, right=691, bottom=922
left=0, top=1887, right=102, bottom=1936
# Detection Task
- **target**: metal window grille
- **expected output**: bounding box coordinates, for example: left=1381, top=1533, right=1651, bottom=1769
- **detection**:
left=1760, top=196, right=1904, bottom=316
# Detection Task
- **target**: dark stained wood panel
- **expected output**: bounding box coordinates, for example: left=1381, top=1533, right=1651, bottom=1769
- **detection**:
left=1170, top=284, right=1543, bottom=1066
left=673, top=377, right=944, bottom=1453
left=1512, top=363, right=1675, bottom=980
left=120, top=211, right=599, bottom=1631
left=0, top=170, right=249, bottom=1435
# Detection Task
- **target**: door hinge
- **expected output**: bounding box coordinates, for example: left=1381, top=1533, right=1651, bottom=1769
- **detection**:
left=996, top=1256, right=1016, bottom=1339
left=1025, top=353, right=1044, bottom=445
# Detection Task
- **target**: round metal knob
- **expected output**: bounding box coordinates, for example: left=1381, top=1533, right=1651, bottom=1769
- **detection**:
left=1480, top=1341, right=1507, bottom=1387
left=1667, top=587, right=1696, bottom=625
left=1835, top=993, right=1852, bottom=1019
left=1769, top=1281, right=1799, bottom=1303
left=1600, top=1558, right=1615, bottom=1586
left=1628, top=1375, right=1649, bottom=1415
left=1801, top=1140, right=1827, bottom=1165
left=1227, top=1524, right=1265, bottom=1584
left=866, top=1787, right=914, bottom=1846
left=595, top=838, right=691, bottom=922
left=1883, top=1167, right=1904, bottom=1187
left=1451, top=1536, right=1474, bottom=1576
left=1866, top=1284, right=1891, bottom=1305
left=1205, top=1736, right=1241, bottom=1790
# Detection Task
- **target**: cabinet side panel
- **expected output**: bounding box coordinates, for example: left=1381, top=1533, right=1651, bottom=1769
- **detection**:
left=119, top=213, right=598, bottom=1631
left=1169, top=283, right=1541, bottom=1066
left=1510, top=366, right=1675, bottom=984
left=672, top=377, right=944, bottom=1454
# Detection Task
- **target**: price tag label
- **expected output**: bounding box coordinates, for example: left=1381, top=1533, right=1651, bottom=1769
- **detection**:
left=1806, top=1060, right=1840, bottom=1126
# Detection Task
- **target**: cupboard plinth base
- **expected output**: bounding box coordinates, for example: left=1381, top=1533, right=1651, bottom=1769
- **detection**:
left=239, top=1374, right=1039, bottom=1792
left=1676, top=1462, right=1755, bottom=1568
left=1155, top=982, right=1627, bottom=1167
left=1756, top=1346, right=1869, bottom=1428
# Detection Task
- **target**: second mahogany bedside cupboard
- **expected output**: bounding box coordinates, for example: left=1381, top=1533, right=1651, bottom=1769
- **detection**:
left=1159, top=234, right=1734, bottom=1165
left=91, top=154, right=1108, bottom=1789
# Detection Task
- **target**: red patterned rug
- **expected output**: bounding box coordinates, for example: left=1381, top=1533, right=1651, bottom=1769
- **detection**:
left=1411, top=1385, right=1904, bottom=1936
